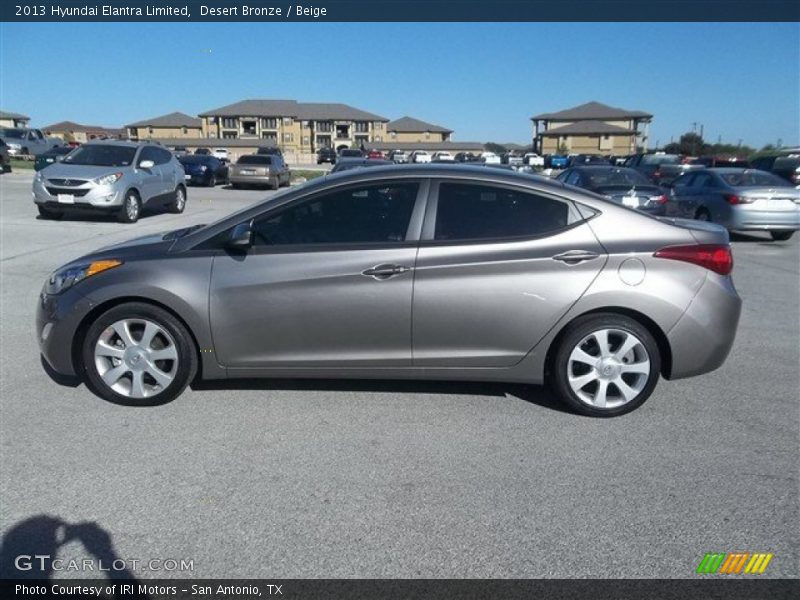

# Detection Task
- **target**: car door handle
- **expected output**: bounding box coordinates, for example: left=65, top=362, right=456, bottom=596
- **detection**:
left=552, top=250, right=600, bottom=264
left=361, top=264, right=411, bottom=280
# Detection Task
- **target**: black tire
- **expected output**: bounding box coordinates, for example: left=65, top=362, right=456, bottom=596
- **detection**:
left=695, top=208, right=711, bottom=222
left=206, top=174, right=216, bottom=187
left=169, top=186, right=186, bottom=214
left=37, top=205, right=64, bottom=220
left=118, top=190, right=141, bottom=223
left=550, top=313, right=661, bottom=417
left=81, top=302, right=198, bottom=406
left=271, top=176, right=280, bottom=191
left=770, top=230, right=795, bottom=241
left=230, top=182, right=240, bottom=189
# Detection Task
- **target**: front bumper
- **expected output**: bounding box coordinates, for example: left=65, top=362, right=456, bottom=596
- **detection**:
left=667, top=274, right=742, bottom=379
left=36, top=285, right=97, bottom=377
left=32, top=177, right=123, bottom=209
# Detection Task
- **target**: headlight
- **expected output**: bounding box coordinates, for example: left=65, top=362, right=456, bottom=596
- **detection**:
left=46, top=259, right=122, bottom=295
left=93, top=172, right=123, bottom=186
left=35, top=171, right=44, bottom=182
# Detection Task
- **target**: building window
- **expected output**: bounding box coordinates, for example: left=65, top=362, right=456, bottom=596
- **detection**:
left=316, top=135, right=331, bottom=148
left=222, top=131, right=237, bottom=139
left=375, top=136, right=382, bottom=142
left=302, top=136, right=310, bottom=145
left=283, top=133, right=294, bottom=143
left=283, top=117, right=293, bottom=126
left=182, top=127, right=188, bottom=134
left=374, top=122, right=383, bottom=131
left=242, top=120, right=257, bottom=136
left=261, top=118, right=277, bottom=129
left=222, top=117, right=237, bottom=129
left=316, top=121, right=333, bottom=133
left=390, top=131, right=396, bottom=138
left=148, top=127, right=153, bottom=135
left=355, top=122, right=369, bottom=133
left=355, top=135, right=369, bottom=146
left=425, top=131, right=430, bottom=139
left=335, top=124, right=350, bottom=139
left=262, top=133, right=278, bottom=144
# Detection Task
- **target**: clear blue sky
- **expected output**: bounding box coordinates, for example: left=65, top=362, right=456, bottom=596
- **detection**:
left=1, top=22, right=798, bottom=148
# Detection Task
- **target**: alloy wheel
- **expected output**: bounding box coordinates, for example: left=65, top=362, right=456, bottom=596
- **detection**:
left=93, top=318, right=178, bottom=399
left=567, top=328, right=651, bottom=409
left=125, top=195, right=139, bottom=220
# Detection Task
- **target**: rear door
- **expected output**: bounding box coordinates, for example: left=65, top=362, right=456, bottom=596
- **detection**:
left=210, top=179, right=427, bottom=368
left=411, top=179, right=606, bottom=367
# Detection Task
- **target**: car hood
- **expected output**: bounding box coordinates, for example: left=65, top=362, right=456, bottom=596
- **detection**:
left=39, top=163, right=129, bottom=179
left=69, top=225, right=206, bottom=266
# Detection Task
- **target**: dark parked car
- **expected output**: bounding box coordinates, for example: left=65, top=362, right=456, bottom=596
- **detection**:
left=750, top=154, right=800, bottom=186
left=34, top=146, right=74, bottom=171
left=664, top=168, right=800, bottom=240
left=623, top=153, right=682, bottom=184
left=37, top=164, right=741, bottom=417
left=316, top=147, right=337, bottom=164
left=338, top=148, right=363, bottom=159
left=454, top=152, right=479, bottom=163
left=178, top=155, right=228, bottom=187
left=194, top=148, right=211, bottom=156
left=546, top=155, right=569, bottom=169
left=568, top=154, right=611, bottom=167
left=690, top=156, right=750, bottom=169
left=172, top=146, right=189, bottom=158
left=330, top=158, right=393, bottom=173
left=556, top=166, right=668, bottom=215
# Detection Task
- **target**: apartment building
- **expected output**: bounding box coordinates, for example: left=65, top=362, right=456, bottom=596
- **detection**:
left=126, top=112, right=204, bottom=140
left=531, top=101, right=653, bottom=155
left=386, top=116, right=453, bottom=143
left=197, top=99, right=389, bottom=153
left=0, top=110, right=30, bottom=128
left=43, top=121, right=123, bottom=143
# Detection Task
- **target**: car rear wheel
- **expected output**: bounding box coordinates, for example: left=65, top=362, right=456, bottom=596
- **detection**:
left=81, top=302, right=197, bottom=406
left=37, top=205, right=63, bottom=220
left=550, top=314, right=661, bottom=417
left=206, top=173, right=216, bottom=187
left=770, top=230, right=795, bottom=241
left=118, top=191, right=141, bottom=223
left=271, top=176, right=280, bottom=190
left=169, top=186, right=186, bottom=213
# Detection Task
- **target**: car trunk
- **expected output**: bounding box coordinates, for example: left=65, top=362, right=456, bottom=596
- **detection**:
left=656, top=217, right=730, bottom=245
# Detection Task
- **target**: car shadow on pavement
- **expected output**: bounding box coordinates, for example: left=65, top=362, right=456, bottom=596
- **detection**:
left=729, top=231, right=791, bottom=244
left=191, top=378, right=571, bottom=414
left=35, top=210, right=165, bottom=223
left=0, top=515, right=150, bottom=594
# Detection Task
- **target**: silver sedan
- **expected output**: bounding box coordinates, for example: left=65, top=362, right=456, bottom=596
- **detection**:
left=665, top=168, right=800, bottom=241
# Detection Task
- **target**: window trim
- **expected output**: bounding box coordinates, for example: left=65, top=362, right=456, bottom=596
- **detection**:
left=201, top=179, right=430, bottom=254
left=420, top=178, right=587, bottom=246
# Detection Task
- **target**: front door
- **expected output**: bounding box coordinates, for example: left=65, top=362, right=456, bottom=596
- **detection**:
left=412, top=180, right=606, bottom=367
left=210, top=180, right=425, bottom=368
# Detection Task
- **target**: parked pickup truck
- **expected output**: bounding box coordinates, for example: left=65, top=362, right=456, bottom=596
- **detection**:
left=623, top=153, right=697, bottom=185
left=0, top=127, right=62, bottom=157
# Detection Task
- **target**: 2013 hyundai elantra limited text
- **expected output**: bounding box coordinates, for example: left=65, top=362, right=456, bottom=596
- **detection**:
left=36, top=165, right=742, bottom=416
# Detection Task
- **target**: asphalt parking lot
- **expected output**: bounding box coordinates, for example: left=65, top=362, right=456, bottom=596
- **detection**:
left=0, top=169, right=797, bottom=579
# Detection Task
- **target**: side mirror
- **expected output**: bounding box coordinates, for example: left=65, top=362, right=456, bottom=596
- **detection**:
left=227, top=220, right=253, bottom=249
left=138, top=159, right=155, bottom=169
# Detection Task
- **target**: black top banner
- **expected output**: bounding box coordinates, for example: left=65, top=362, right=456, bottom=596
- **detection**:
left=2, top=0, right=800, bottom=22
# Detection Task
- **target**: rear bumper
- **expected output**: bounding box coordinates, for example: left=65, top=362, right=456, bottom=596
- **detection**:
left=729, top=207, right=800, bottom=231
left=228, top=173, right=275, bottom=186
left=667, top=274, right=742, bottom=379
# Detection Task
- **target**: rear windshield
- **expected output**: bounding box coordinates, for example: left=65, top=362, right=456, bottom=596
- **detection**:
left=238, top=155, right=271, bottom=165
left=774, top=156, right=800, bottom=169
left=179, top=155, right=212, bottom=165
left=63, top=144, right=136, bottom=167
left=719, top=171, right=790, bottom=187
left=340, top=149, right=362, bottom=157
left=585, top=168, right=651, bottom=187
left=640, top=154, right=680, bottom=165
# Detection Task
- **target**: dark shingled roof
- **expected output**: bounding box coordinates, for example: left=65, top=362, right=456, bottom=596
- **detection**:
left=540, top=120, right=636, bottom=136
left=125, top=112, right=203, bottom=128
left=43, top=121, right=123, bottom=135
left=532, top=101, right=652, bottom=121
left=198, top=99, right=389, bottom=122
left=386, top=116, right=453, bottom=134
left=0, top=110, right=30, bottom=120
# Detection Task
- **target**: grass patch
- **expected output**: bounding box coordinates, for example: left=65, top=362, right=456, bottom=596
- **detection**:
left=8, top=158, right=34, bottom=170
left=291, top=169, right=326, bottom=182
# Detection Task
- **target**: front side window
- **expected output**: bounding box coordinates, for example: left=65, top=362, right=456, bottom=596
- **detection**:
left=434, top=183, right=573, bottom=241
left=251, top=182, right=419, bottom=247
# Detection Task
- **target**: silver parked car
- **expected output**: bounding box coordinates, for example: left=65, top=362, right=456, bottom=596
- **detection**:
left=36, top=165, right=741, bottom=417
left=665, top=168, right=800, bottom=241
left=228, top=154, right=290, bottom=190
left=32, top=141, right=187, bottom=223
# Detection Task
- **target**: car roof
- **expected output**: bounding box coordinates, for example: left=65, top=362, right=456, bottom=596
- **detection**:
left=81, top=140, right=146, bottom=148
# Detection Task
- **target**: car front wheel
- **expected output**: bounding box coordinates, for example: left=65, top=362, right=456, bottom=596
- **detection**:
left=81, top=302, right=197, bottom=406
left=550, top=314, right=661, bottom=417
left=169, top=186, right=186, bottom=213
left=118, top=191, right=141, bottom=223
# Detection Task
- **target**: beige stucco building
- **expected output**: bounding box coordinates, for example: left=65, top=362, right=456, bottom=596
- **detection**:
left=43, top=121, right=123, bottom=143
left=532, top=101, right=653, bottom=156
left=126, top=112, right=203, bottom=140
left=197, top=99, right=389, bottom=154
left=0, top=110, right=30, bottom=128
left=386, top=116, right=452, bottom=143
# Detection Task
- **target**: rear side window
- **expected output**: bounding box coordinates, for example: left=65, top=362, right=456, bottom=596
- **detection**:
left=252, top=182, right=419, bottom=246
left=434, top=183, right=574, bottom=241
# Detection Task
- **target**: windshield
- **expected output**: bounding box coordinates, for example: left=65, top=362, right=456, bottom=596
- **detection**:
left=586, top=168, right=651, bottom=187
left=0, top=128, right=25, bottom=139
left=63, top=144, right=136, bottom=167
left=641, top=154, right=680, bottom=166
left=719, top=170, right=790, bottom=187
left=238, top=155, right=271, bottom=165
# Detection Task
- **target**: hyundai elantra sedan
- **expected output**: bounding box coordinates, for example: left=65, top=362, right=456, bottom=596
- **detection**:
left=37, top=165, right=741, bottom=416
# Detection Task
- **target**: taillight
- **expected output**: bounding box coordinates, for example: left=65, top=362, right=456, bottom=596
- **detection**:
left=724, top=194, right=754, bottom=205
left=654, top=244, right=733, bottom=276
left=653, top=194, right=668, bottom=205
